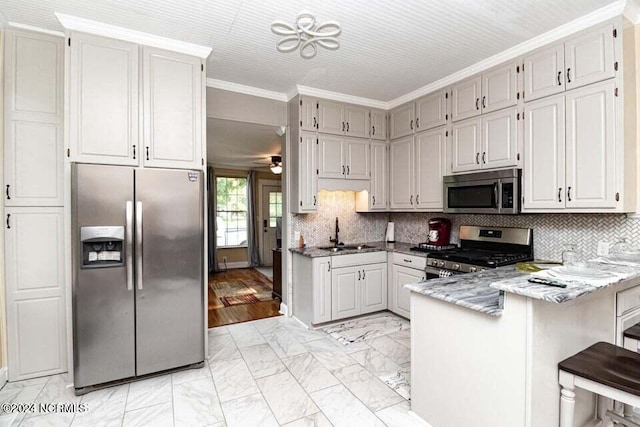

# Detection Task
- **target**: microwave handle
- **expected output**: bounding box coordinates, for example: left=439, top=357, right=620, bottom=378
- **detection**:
left=494, top=183, right=499, bottom=210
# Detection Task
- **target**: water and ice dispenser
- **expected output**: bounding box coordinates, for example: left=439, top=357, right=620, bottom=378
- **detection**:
left=80, top=226, right=125, bottom=269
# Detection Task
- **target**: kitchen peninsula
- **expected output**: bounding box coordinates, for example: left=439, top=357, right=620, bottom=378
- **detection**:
left=407, top=263, right=640, bottom=427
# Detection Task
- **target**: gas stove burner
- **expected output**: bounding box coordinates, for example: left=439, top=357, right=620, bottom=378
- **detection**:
left=410, top=243, right=458, bottom=253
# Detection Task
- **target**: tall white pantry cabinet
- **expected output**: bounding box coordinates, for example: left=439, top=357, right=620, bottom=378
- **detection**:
left=3, top=29, right=67, bottom=381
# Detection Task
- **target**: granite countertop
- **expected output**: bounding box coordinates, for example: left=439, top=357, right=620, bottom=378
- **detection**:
left=289, top=241, right=428, bottom=258
left=405, top=266, right=523, bottom=317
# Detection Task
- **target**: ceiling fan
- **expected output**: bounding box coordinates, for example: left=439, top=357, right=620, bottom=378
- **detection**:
left=252, top=155, right=283, bottom=174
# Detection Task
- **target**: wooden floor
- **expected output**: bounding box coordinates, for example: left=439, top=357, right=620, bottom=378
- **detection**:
left=208, top=268, right=281, bottom=328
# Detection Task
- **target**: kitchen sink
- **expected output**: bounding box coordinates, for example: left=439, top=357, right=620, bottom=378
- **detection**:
left=318, top=244, right=375, bottom=252
left=319, top=246, right=344, bottom=252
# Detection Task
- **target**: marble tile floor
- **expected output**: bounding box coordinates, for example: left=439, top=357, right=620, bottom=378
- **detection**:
left=0, top=312, right=425, bottom=427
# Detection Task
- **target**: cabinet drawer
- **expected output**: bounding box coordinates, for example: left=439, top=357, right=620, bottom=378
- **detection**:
left=391, top=252, right=427, bottom=269
left=331, top=252, right=387, bottom=268
left=618, top=286, right=640, bottom=316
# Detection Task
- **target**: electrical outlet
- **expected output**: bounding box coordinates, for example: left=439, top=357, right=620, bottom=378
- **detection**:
left=294, top=231, right=301, bottom=242
left=597, top=241, right=610, bottom=257
left=223, top=256, right=228, bottom=263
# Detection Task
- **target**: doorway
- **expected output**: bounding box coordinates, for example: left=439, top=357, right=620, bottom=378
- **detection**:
left=258, top=181, right=282, bottom=269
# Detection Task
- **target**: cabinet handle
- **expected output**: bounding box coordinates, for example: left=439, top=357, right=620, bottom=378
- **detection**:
left=314, top=195, right=317, bottom=206
left=567, top=68, right=571, bottom=83
left=328, top=263, right=331, bottom=272
left=313, top=117, right=317, bottom=127
left=410, top=195, right=413, bottom=205
left=362, top=270, right=366, bottom=280
left=346, top=122, right=349, bottom=132
left=132, top=145, right=136, bottom=160
left=358, top=270, right=361, bottom=280
left=567, top=187, right=572, bottom=202
left=146, top=146, right=150, bottom=161
left=476, top=98, right=480, bottom=110
left=416, top=194, right=420, bottom=205
left=372, top=126, right=376, bottom=135
left=410, top=119, right=414, bottom=130
left=476, top=152, right=480, bottom=164
left=482, top=152, right=486, bottom=164
left=403, top=258, right=412, bottom=263
left=342, top=165, right=346, bottom=175
left=482, top=96, right=486, bottom=109
left=416, top=117, right=420, bottom=128
left=557, top=71, right=562, bottom=86
left=342, top=122, right=345, bottom=131
left=372, top=195, right=376, bottom=205
left=347, top=165, right=350, bottom=175
left=558, top=188, right=562, bottom=203
left=5, top=185, right=10, bottom=200
left=6, top=214, right=10, bottom=229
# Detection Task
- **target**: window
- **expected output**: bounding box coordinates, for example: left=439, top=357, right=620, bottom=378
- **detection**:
left=269, top=191, right=282, bottom=227
left=216, top=177, right=248, bottom=247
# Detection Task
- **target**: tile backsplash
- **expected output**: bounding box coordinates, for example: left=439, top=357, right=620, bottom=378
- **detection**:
left=391, top=212, right=640, bottom=262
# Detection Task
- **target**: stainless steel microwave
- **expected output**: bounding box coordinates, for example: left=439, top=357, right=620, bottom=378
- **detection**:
left=443, top=169, right=521, bottom=214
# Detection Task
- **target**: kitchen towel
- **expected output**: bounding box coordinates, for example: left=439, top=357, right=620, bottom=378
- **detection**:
left=386, top=222, right=395, bottom=243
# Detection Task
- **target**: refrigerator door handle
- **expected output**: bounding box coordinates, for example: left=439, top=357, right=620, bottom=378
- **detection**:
left=126, top=201, right=134, bottom=291
left=136, top=201, right=143, bottom=290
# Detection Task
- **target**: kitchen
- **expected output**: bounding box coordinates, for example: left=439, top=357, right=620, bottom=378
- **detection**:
left=2, top=1, right=640, bottom=427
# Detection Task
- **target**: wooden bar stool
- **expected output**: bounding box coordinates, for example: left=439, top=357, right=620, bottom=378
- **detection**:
left=559, top=342, right=640, bottom=427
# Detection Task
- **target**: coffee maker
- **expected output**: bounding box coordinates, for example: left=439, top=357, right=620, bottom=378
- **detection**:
left=428, top=218, right=452, bottom=246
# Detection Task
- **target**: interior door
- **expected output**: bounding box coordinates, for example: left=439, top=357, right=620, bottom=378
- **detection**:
left=523, top=44, right=565, bottom=102
left=451, top=117, right=482, bottom=172
left=260, top=185, right=282, bottom=266
left=565, top=23, right=615, bottom=91
left=345, top=138, right=370, bottom=180
left=415, top=127, right=445, bottom=210
left=331, top=266, right=360, bottom=320
left=389, top=136, right=415, bottom=209
left=135, top=168, right=204, bottom=375
left=451, top=76, right=482, bottom=122
left=482, top=108, right=518, bottom=170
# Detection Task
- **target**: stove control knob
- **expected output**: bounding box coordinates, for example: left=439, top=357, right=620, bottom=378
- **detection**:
left=437, top=260, right=445, bottom=268
left=479, top=268, right=486, bottom=272
left=452, top=263, right=460, bottom=271
left=469, top=266, right=478, bottom=273
left=429, top=259, right=438, bottom=267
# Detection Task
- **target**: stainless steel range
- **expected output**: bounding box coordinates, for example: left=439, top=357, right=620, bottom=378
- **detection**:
left=422, top=225, right=533, bottom=275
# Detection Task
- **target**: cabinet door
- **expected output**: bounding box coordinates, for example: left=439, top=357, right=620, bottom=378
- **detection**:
left=390, top=136, right=415, bottom=209
left=481, top=108, right=518, bottom=170
left=415, top=90, right=447, bottom=131
left=415, top=127, right=445, bottom=210
left=4, top=30, right=64, bottom=206
left=69, top=32, right=138, bottom=165
left=390, top=103, right=415, bottom=139
left=565, top=23, right=615, bottom=91
left=451, top=76, right=482, bottom=122
left=391, top=265, right=424, bottom=319
left=318, top=135, right=344, bottom=179
left=523, top=44, right=565, bottom=102
left=482, top=62, right=517, bottom=113
left=345, top=138, right=370, bottom=180
left=5, top=207, right=66, bottom=380
left=299, top=132, right=318, bottom=210
left=370, top=110, right=387, bottom=140
left=332, top=267, right=361, bottom=320
left=313, top=259, right=332, bottom=324
left=523, top=95, right=565, bottom=210
left=451, top=117, right=482, bottom=173
left=143, top=48, right=203, bottom=169
left=345, top=105, right=370, bottom=138
left=370, top=141, right=388, bottom=210
left=565, top=81, right=616, bottom=209
left=318, top=100, right=345, bottom=136
left=361, top=263, right=387, bottom=314
left=300, top=96, right=318, bottom=131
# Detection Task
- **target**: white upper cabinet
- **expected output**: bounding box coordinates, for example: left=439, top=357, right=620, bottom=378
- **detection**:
left=69, top=33, right=139, bottom=166
left=523, top=95, right=566, bottom=210
left=565, top=23, right=615, bottom=91
left=415, top=90, right=447, bottom=131
left=4, top=30, right=63, bottom=206
left=482, top=62, right=517, bottom=113
left=452, top=76, right=482, bottom=122
left=318, top=135, right=345, bottom=179
left=565, top=80, right=616, bottom=209
left=318, top=100, right=345, bottom=136
left=482, top=108, right=518, bottom=169
left=300, top=97, right=318, bottom=131
left=345, top=105, right=370, bottom=138
left=369, top=141, right=388, bottom=210
left=142, top=47, right=203, bottom=169
left=415, top=127, right=446, bottom=210
left=390, top=103, right=415, bottom=139
left=345, top=138, right=370, bottom=180
left=390, top=136, right=415, bottom=209
left=370, top=109, right=387, bottom=140
left=524, top=44, right=565, bottom=102
left=451, top=117, right=482, bottom=172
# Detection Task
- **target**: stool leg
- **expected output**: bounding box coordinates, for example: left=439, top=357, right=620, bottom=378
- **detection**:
left=598, top=396, right=614, bottom=427
left=560, top=386, right=576, bottom=427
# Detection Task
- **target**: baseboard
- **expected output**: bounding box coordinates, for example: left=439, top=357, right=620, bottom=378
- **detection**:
left=0, top=367, right=7, bottom=389
left=279, top=302, right=288, bottom=316
left=217, top=261, right=249, bottom=270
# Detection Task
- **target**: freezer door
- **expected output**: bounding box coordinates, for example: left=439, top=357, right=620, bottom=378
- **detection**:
left=135, top=168, right=204, bottom=375
left=72, top=164, right=135, bottom=388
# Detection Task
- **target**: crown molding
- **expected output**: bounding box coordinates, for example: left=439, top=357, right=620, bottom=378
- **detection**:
left=7, top=22, right=65, bottom=37
left=623, top=0, right=640, bottom=23
left=296, top=85, right=389, bottom=110
left=206, top=78, right=288, bottom=102
left=54, top=13, right=212, bottom=58
left=388, top=0, right=627, bottom=108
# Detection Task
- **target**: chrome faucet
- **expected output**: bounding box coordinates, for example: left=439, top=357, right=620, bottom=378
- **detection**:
left=329, top=217, right=341, bottom=247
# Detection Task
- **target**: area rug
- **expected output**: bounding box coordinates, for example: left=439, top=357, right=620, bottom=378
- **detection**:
left=220, top=294, right=261, bottom=307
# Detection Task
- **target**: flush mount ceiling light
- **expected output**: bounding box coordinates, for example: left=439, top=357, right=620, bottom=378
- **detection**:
left=270, top=156, right=283, bottom=174
left=271, top=11, right=341, bottom=59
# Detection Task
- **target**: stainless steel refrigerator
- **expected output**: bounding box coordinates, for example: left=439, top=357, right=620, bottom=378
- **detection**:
left=71, top=163, right=204, bottom=393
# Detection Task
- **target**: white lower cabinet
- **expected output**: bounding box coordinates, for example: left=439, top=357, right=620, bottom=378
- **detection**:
left=390, top=262, right=426, bottom=320
left=5, top=207, right=67, bottom=380
left=360, top=263, right=388, bottom=314
left=332, top=262, right=388, bottom=320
